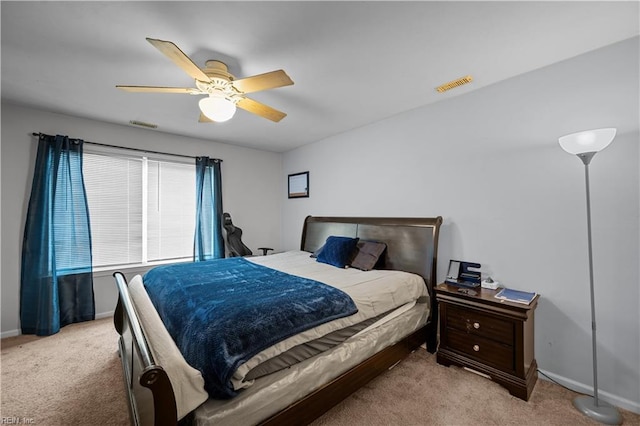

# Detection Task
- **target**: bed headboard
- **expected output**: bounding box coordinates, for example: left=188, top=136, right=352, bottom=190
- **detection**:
left=300, top=215, right=443, bottom=300
left=300, top=215, right=442, bottom=352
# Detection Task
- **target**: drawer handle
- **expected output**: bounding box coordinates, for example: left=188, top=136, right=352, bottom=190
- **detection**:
left=473, top=344, right=480, bottom=352
left=473, top=322, right=480, bottom=329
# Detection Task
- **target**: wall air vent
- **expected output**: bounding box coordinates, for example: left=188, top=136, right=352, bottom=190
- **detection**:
left=436, top=75, right=473, bottom=93
left=129, top=120, right=158, bottom=129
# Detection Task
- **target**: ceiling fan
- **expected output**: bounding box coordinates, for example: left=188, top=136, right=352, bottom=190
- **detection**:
left=116, top=38, right=294, bottom=123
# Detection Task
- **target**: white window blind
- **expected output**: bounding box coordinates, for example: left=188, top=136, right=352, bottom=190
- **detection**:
left=146, top=160, right=196, bottom=262
left=83, top=149, right=195, bottom=268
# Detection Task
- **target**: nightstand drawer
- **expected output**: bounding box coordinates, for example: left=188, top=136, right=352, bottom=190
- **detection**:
left=447, top=328, right=515, bottom=371
left=446, top=304, right=514, bottom=345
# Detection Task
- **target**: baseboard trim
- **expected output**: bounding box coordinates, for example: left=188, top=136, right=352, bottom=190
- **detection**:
left=1, top=329, right=20, bottom=339
left=1, top=311, right=114, bottom=340
left=538, top=368, right=640, bottom=414
left=95, top=311, right=114, bottom=320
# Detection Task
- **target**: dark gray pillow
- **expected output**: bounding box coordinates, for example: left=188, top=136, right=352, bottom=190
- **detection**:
left=350, top=241, right=387, bottom=271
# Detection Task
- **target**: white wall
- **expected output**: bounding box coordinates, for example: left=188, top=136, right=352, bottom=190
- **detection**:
left=282, top=37, right=640, bottom=411
left=1, top=104, right=282, bottom=336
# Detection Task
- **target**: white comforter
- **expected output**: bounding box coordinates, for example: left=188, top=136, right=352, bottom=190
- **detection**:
left=129, top=250, right=428, bottom=419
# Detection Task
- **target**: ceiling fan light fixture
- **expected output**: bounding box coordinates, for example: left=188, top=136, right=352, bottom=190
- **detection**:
left=199, top=95, right=236, bottom=122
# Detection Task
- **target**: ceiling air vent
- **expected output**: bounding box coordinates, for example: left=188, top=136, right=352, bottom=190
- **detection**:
left=436, top=75, right=473, bottom=93
left=129, top=120, right=158, bottom=129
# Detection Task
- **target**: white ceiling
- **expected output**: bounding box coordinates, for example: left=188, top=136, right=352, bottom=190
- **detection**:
left=2, top=1, right=638, bottom=153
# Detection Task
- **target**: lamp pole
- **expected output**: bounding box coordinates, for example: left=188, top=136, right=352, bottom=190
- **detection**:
left=579, top=152, right=600, bottom=405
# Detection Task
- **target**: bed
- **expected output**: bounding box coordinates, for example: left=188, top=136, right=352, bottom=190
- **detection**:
left=113, top=215, right=442, bottom=425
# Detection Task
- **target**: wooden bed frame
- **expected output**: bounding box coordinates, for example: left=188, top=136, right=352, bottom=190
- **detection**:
left=113, top=215, right=442, bottom=426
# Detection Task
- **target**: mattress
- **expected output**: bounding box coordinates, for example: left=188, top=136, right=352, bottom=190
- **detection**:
left=129, top=250, right=429, bottom=420
left=243, top=308, right=392, bottom=381
left=194, top=302, right=429, bottom=425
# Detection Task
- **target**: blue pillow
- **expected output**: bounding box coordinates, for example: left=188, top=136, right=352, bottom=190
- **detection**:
left=316, top=236, right=359, bottom=268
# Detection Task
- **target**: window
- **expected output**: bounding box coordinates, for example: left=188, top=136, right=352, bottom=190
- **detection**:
left=83, top=147, right=195, bottom=268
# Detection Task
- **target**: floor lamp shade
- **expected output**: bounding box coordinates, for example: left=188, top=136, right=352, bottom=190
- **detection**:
left=559, top=128, right=616, bottom=156
left=558, top=127, right=622, bottom=425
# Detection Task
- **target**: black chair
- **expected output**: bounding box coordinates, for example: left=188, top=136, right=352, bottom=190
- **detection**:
left=223, top=212, right=273, bottom=257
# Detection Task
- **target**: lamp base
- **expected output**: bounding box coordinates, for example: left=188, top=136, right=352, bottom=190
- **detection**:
left=573, top=395, right=622, bottom=425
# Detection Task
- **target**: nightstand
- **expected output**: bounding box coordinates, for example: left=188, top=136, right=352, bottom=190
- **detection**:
left=435, top=283, right=539, bottom=401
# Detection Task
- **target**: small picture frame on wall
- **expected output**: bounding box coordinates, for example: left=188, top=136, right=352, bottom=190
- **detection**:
left=288, top=171, right=309, bottom=198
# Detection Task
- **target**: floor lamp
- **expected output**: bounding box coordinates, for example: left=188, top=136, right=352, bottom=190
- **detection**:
left=558, top=128, right=622, bottom=425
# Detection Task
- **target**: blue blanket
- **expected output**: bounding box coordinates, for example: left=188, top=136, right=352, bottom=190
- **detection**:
left=143, top=257, right=358, bottom=398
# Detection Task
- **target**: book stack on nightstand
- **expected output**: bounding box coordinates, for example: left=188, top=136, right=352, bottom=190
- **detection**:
left=435, top=283, right=539, bottom=401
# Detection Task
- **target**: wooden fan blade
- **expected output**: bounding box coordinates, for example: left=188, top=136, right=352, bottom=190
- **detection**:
left=198, top=112, right=214, bottom=123
left=116, top=85, right=195, bottom=94
left=146, top=38, right=211, bottom=82
left=232, top=70, right=293, bottom=94
left=236, top=97, right=287, bottom=122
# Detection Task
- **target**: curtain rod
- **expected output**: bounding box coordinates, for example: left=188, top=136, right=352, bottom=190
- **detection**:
left=31, top=132, right=222, bottom=162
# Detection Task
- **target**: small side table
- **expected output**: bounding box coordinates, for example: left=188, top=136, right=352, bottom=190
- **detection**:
left=435, top=283, right=539, bottom=401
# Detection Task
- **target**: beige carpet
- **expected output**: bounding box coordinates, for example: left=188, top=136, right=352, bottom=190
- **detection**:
left=1, top=317, right=638, bottom=425
left=1, top=318, right=129, bottom=425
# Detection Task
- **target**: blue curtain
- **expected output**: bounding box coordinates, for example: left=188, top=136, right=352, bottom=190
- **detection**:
left=194, top=157, right=224, bottom=261
left=21, top=134, right=95, bottom=336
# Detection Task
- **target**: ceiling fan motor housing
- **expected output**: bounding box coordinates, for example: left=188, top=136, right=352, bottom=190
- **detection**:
left=196, top=61, right=241, bottom=102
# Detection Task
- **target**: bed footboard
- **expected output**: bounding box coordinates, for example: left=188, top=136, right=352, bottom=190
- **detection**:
left=113, top=272, right=178, bottom=426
